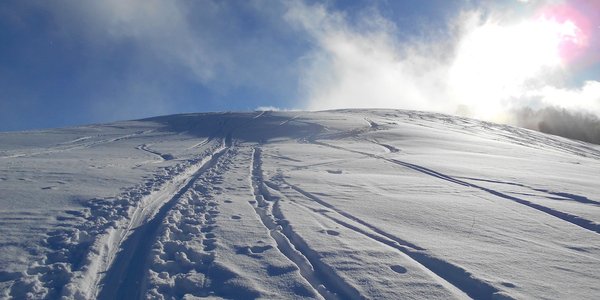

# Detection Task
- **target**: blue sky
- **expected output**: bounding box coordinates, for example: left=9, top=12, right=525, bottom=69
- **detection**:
left=1, top=0, right=598, bottom=131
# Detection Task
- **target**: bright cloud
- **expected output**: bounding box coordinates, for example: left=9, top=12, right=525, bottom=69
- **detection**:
left=285, top=1, right=451, bottom=112
left=450, top=14, right=585, bottom=120
left=285, top=0, right=600, bottom=123
left=62, top=0, right=222, bottom=82
left=526, top=80, right=600, bottom=115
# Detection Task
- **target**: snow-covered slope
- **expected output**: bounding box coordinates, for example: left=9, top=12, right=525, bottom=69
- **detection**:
left=1, top=109, right=599, bottom=299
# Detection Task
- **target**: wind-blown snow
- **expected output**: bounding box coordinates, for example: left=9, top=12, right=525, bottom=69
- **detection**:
left=1, top=109, right=599, bottom=299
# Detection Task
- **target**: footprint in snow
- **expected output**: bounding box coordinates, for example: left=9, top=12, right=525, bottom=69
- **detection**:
left=326, top=170, right=343, bottom=174
left=235, top=245, right=273, bottom=257
left=390, top=265, right=407, bottom=274
left=203, top=239, right=217, bottom=251
left=201, top=226, right=215, bottom=233
left=266, top=264, right=297, bottom=276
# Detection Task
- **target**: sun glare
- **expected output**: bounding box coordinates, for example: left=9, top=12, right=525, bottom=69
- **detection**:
left=450, top=11, right=585, bottom=121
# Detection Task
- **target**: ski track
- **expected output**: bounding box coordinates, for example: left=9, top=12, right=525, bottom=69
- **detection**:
left=312, top=139, right=600, bottom=236
left=186, top=137, right=211, bottom=150
left=278, top=114, right=302, bottom=126
left=253, top=110, right=269, bottom=119
left=272, top=178, right=497, bottom=299
left=455, top=176, right=600, bottom=207
left=96, top=111, right=261, bottom=299
left=8, top=139, right=225, bottom=299
left=0, top=130, right=154, bottom=159
left=136, top=144, right=174, bottom=161
left=58, top=136, right=93, bottom=145
left=249, top=147, right=350, bottom=300
left=144, top=148, right=237, bottom=299
left=369, top=140, right=400, bottom=153
left=399, top=111, right=600, bottom=160
left=97, top=141, right=230, bottom=299
left=5, top=110, right=600, bottom=299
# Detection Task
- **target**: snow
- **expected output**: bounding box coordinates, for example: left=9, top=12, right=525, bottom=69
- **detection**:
left=1, top=109, right=599, bottom=299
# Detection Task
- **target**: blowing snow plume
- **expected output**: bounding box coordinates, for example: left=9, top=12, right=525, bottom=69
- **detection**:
left=512, top=106, right=600, bottom=144
left=285, top=0, right=600, bottom=143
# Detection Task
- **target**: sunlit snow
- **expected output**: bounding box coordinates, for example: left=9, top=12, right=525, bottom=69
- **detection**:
left=1, top=110, right=599, bottom=299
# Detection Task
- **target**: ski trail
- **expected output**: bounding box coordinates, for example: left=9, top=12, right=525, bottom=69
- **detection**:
left=144, top=150, right=237, bottom=298
left=409, top=111, right=600, bottom=160
left=279, top=114, right=302, bottom=126
left=97, top=142, right=230, bottom=300
left=249, top=147, right=358, bottom=300
left=275, top=179, right=498, bottom=300
left=253, top=110, right=269, bottom=119
left=0, top=130, right=154, bottom=159
left=136, top=144, right=174, bottom=161
left=369, top=139, right=400, bottom=153
left=9, top=142, right=226, bottom=299
left=274, top=179, right=423, bottom=251
left=186, top=137, right=211, bottom=150
left=388, top=159, right=600, bottom=235
left=269, top=184, right=471, bottom=299
left=144, top=146, right=322, bottom=299
left=364, top=118, right=380, bottom=129
left=456, top=176, right=600, bottom=207
left=58, top=135, right=93, bottom=145
left=314, top=140, right=600, bottom=235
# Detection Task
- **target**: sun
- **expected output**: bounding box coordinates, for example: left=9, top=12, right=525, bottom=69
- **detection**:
left=449, top=9, right=586, bottom=121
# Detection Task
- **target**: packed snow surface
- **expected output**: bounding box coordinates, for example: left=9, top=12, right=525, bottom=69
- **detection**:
left=1, top=109, right=599, bottom=299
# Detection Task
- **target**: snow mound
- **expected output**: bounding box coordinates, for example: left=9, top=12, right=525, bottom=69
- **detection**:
left=1, top=109, right=599, bottom=299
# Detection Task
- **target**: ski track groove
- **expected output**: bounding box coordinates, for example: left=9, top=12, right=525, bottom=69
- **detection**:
left=97, top=140, right=231, bottom=300
left=275, top=179, right=498, bottom=300
left=97, top=111, right=269, bottom=299
left=369, top=140, right=400, bottom=153
left=144, top=148, right=232, bottom=299
left=313, top=140, right=600, bottom=236
left=0, top=130, right=154, bottom=159
left=279, top=114, right=302, bottom=126
left=273, top=179, right=424, bottom=251
left=136, top=144, right=173, bottom=161
left=249, top=147, right=360, bottom=300
left=7, top=138, right=228, bottom=300
left=455, top=176, right=600, bottom=207
left=187, top=137, right=211, bottom=150
left=398, top=111, right=600, bottom=160
left=277, top=191, right=471, bottom=299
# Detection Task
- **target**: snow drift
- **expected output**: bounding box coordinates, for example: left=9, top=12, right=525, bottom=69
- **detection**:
left=0, top=109, right=599, bottom=299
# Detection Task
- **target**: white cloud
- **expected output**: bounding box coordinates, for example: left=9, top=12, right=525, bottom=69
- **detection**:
left=35, top=0, right=302, bottom=120
left=24, top=0, right=599, bottom=124
left=525, top=80, right=600, bottom=115
left=65, top=0, right=221, bottom=82
left=285, top=0, right=600, bottom=123
left=285, top=1, right=453, bottom=113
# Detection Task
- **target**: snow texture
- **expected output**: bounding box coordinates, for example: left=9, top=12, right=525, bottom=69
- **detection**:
left=1, top=109, right=599, bottom=299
